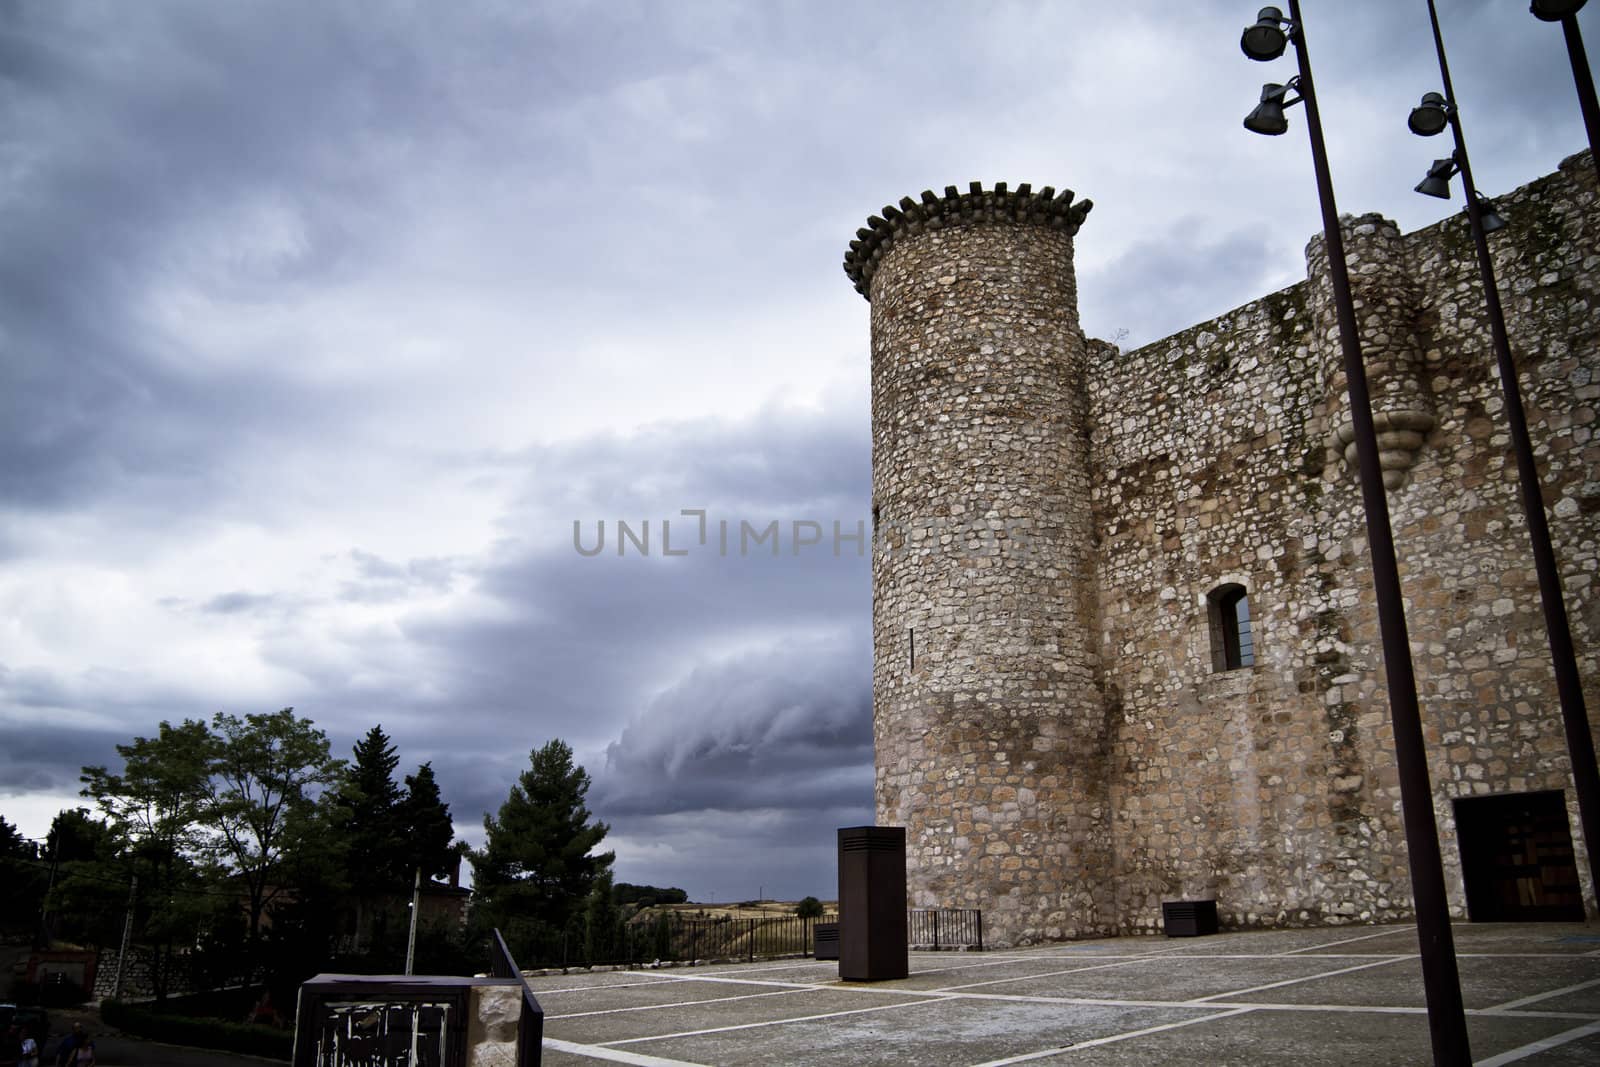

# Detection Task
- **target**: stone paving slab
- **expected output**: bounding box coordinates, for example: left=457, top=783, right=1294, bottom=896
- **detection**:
left=531, top=923, right=1600, bottom=1065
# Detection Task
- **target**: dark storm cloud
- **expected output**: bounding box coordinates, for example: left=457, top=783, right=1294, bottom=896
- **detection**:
left=594, top=632, right=873, bottom=817
left=398, top=403, right=873, bottom=786
left=0, top=719, right=126, bottom=795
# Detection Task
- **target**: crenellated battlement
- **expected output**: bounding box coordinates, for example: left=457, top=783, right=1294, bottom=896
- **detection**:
left=842, top=181, right=1092, bottom=298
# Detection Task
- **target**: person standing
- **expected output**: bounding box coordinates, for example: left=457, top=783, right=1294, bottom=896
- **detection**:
left=52, top=1024, right=92, bottom=1067
left=17, top=1026, right=38, bottom=1067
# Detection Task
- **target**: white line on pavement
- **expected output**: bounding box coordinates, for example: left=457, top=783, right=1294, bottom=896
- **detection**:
left=1482, top=976, right=1600, bottom=1014
left=547, top=986, right=812, bottom=1019
left=543, top=1036, right=711, bottom=1066
left=1186, top=955, right=1414, bottom=1003
left=967, top=1007, right=1260, bottom=1066
left=1471, top=1019, right=1600, bottom=1066
left=1275, top=928, right=1410, bottom=955
left=600, top=996, right=950, bottom=1046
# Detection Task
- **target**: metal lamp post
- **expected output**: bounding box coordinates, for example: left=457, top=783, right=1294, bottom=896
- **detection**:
left=1413, top=0, right=1600, bottom=916
left=1239, top=5, right=1471, bottom=1064
left=1531, top=0, right=1600, bottom=179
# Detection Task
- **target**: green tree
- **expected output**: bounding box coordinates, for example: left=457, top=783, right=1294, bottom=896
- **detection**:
left=338, top=726, right=404, bottom=868
left=41, top=809, right=123, bottom=946
left=471, top=739, right=613, bottom=963
left=330, top=725, right=405, bottom=947
left=81, top=720, right=216, bottom=997
left=206, top=708, right=345, bottom=944
left=400, top=762, right=457, bottom=881
left=795, top=896, right=825, bottom=919
left=614, top=882, right=688, bottom=907
left=81, top=719, right=213, bottom=871
left=0, top=814, right=46, bottom=938
left=330, top=727, right=460, bottom=955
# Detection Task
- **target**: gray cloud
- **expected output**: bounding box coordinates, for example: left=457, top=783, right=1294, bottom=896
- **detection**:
left=595, top=632, right=873, bottom=817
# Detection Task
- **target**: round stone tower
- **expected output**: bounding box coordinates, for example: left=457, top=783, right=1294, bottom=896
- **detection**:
left=843, top=183, right=1113, bottom=945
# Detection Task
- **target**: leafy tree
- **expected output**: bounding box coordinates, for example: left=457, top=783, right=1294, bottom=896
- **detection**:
left=81, top=721, right=216, bottom=996
left=81, top=719, right=213, bottom=872
left=0, top=813, right=29, bottom=855
left=471, top=739, right=613, bottom=963
left=795, top=896, right=825, bottom=919
left=0, top=814, right=46, bottom=938
left=206, top=709, right=345, bottom=944
left=614, top=883, right=689, bottom=907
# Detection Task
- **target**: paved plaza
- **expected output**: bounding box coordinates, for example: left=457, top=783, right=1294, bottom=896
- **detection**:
left=531, top=922, right=1600, bottom=1066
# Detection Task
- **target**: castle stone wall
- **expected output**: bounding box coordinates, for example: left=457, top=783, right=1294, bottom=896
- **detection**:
left=847, top=152, right=1599, bottom=943
left=1087, top=150, right=1599, bottom=932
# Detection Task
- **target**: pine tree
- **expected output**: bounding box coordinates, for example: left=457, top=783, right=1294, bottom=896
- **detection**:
left=334, top=725, right=406, bottom=898
left=472, top=739, right=613, bottom=963
left=400, top=762, right=456, bottom=881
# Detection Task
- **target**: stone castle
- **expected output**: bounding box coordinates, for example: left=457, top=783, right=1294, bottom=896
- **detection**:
left=843, top=151, right=1600, bottom=946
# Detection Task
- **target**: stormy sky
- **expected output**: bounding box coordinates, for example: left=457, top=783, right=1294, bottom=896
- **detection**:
left=1, top=0, right=1593, bottom=900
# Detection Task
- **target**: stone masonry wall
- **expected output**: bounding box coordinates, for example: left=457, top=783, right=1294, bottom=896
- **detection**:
left=1088, top=150, right=1600, bottom=932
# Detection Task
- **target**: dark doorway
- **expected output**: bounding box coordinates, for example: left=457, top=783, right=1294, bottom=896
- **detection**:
left=1454, top=790, right=1584, bottom=922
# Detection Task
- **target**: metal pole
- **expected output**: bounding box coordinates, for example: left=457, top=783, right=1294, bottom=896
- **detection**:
left=1561, top=13, right=1600, bottom=179
left=404, top=866, right=421, bottom=975
left=1285, top=3, right=1471, bottom=1062
left=1431, top=0, right=1600, bottom=910
left=113, top=872, right=137, bottom=1000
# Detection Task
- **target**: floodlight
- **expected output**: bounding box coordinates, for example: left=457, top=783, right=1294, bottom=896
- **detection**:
left=1408, top=92, right=1450, bottom=136
left=1416, top=158, right=1456, bottom=198
left=1244, top=81, right=1294, bottom=135
left=1531, top=0, right=1587, bottom=22
left=1241, top=7, right=1289, bottom=61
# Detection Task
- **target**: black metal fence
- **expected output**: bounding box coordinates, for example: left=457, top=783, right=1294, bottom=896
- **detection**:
left=523, top=909, right=982, bottom=969
left=908, top=908, right=983, bottom=951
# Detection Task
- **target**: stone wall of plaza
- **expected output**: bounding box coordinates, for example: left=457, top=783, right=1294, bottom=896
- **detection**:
left=846, top=152, right=1600, bottom=946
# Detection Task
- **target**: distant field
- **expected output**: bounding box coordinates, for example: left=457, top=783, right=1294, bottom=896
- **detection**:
left=644, top=900, right=837, bottom=921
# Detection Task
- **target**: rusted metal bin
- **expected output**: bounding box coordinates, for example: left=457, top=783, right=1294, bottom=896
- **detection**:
left=838, top=826, right=907, bottom=981
left=1161, top=899, right=1219, bottom=937
left=814, top=922, right=840, bottom=960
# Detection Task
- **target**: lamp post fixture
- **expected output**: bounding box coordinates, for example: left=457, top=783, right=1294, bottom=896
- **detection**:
left=1414, top=0, right=1600, bottom=918
left=1531, top=0, right=1600, bottom=180
left=1240, top=5, right=1471, bottom=1064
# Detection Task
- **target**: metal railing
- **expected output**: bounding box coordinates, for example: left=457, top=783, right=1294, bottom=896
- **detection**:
left=489, top=930, right=544, bottom=1067
left=908, top=908, right=983, bottom=951
left=522, top=908, right=983, bottom=969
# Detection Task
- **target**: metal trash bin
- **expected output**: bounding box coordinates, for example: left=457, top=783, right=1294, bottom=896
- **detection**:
left=814, top=922, right=840, bottom=960
left=1161, top=899, right=1219, bottom=937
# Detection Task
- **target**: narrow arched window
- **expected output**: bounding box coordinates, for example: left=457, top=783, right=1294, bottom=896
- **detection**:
left=1208, top=583, right=1255, bottom=672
